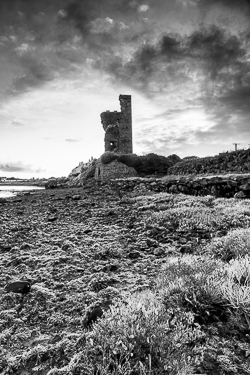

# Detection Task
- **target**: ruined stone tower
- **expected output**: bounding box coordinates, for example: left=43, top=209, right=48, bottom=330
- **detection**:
left=100, top=95, right=132, bottom=154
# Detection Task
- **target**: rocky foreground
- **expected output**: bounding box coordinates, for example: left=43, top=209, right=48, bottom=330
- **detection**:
left=1, top=183, right=250, bottom=374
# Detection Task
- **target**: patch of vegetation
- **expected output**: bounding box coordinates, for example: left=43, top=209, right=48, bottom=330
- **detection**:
left=100, top=152, right=181, bottom=175
left=205, top=228, right=250, bottom=261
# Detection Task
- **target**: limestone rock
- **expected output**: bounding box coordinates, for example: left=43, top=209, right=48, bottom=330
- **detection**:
left=234, top=191, right=247, bottom=199
left=240, top=183, right=250, bottom=191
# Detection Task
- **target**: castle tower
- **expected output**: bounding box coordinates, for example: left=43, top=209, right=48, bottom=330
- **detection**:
left=118, top=95, right=132, bottom=154
left=100, top=95, right=133, bottom=154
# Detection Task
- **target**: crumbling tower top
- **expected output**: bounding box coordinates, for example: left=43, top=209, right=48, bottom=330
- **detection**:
left=100, top=95, right=132, bottom=154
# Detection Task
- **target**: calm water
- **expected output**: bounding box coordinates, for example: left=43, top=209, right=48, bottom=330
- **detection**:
left=0, top=185, right=45, bottom=198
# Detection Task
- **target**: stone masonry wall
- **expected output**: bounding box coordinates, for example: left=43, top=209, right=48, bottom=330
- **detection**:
left=109, top=175, right=250, bottom=199
left=118, top=95, right=132, bottom=154
left=100, top=95, right=132, bottom=154
left=95, top=160, right=137, bottom=181
left=100, top=111, right=122, bottom=132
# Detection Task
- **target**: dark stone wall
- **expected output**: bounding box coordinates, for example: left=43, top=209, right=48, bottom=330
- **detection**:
left=109, top=175, right=250, bottom=199
left=95, top=160, right=137, bottom=181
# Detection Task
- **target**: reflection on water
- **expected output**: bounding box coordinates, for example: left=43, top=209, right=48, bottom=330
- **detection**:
left=0, top=185, right=44, bottom=198
left=0, top=191, right=16, bottom=198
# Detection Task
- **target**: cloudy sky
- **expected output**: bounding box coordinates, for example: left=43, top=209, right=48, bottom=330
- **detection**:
left=1, top=0, right=250, bottom=178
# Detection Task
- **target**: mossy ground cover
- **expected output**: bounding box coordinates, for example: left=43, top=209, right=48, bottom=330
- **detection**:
left=1, top=186, right=250, bottom=374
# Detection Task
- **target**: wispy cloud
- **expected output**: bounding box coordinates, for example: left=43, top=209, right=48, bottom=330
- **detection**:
left=65, top=138, right=79, bottom=142
left=0, top=161, right=45, bottom=173
left=10, top=118, right=26, bottom=127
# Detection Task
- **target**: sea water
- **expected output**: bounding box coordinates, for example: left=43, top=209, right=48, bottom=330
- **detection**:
left=0, top=185, right=44, bottom=198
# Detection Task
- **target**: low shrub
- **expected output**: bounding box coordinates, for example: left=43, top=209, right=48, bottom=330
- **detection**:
left=73, top=290, right=203, bottom=374
left=100, top=152, right=119, bottom=164
left=156, top=255, right=229, bottom=326
left=205, top=228, right=250, bottom=261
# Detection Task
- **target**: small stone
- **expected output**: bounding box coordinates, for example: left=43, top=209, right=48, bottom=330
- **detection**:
left=106, top=210, right=116, bottom=216
left=8, top=258, right=21, bottom=267
left=234, top=191, right=246, bottom=199
left=128, top=250, right=141, bottom=259
left=169, top=185, right=178, bottom=193
left=240, top=183, right=250, bottom=191
left=0, top=244, right=12, bottom=252
left=179, top=237, right=187, bottom=244
left=10, top=246, right=20, bottom=252
left=20, top=243, right=32, bottom=250
left=83, top=300, right=112, bottom=327
left=48, top=216, right=58, bottom=222
left=180, top=245, right=193, bottom=254
left=102, top=264, right=119, bottom=272
left=14, top=198, right=22, bottom=203
left=61, top=241, right=73, bottom=251
left=72, top=195, right=81, bottom=200
left=153, top=247, right=165, bottom=256
left=83, top=228, right=92, bottom=234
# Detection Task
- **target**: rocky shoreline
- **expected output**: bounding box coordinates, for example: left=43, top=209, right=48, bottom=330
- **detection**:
left=1, top=183, right=250, bottom=373
left=0, top=186, right=172, bottom=304
left=1, top=181, right=247, bottom=301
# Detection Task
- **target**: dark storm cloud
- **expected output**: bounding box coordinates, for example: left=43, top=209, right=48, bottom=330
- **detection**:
left=0, top=0, right=81, bottom=96
left=187, top=26, right=244, bottom=79
left=160, top=35, right=182, bottom=57
left=0, top=0, right=150, bottom=98
left=0, top=162, right=44, bottom=173
left=220, top=86, right=250, bottom=111
left=196, top=0, right=250, bottom=9
left=96, top=24, right=246, bottom=98
left=1, top=0, right=250, bottom=123
left=63, top=0, right=105, bottom=37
